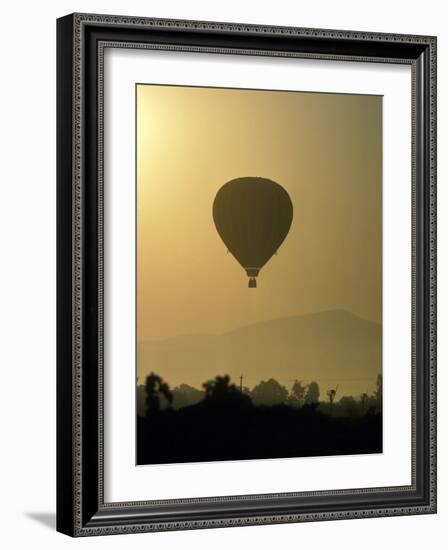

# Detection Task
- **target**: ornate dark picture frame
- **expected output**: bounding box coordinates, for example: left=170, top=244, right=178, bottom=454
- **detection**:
left=57, top=13, right=437, bottom=537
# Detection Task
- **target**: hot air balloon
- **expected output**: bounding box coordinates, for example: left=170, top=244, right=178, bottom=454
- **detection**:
left=213, top=177, right=293, bottom=288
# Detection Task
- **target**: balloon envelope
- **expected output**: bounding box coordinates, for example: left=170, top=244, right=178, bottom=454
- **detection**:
left=213, top=177, right=293, bottom=287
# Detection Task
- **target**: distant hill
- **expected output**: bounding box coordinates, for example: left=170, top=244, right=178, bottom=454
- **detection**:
left=138, top=310, right=381, bottom=398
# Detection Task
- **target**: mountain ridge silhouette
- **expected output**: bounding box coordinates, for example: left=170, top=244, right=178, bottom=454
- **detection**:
left=138, top=309, right=381, bottom=398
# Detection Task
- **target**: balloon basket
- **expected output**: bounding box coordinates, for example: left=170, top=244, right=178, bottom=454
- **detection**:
left=248, top=277, right=257, bottom=288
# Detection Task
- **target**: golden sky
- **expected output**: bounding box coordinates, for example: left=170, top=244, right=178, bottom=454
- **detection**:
left=137, top=84, right=382, bottom=343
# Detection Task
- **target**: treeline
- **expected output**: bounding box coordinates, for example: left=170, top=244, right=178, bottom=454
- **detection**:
left=137, top=372, right=382, bottom=464
left=137, top=373, right=382, bottom=418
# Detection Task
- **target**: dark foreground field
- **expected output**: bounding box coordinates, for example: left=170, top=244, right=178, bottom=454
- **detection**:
left=137, top=401, right=382, bottom=465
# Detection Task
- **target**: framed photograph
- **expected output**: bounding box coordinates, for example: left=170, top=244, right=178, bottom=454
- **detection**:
left=57, top=13, right=437, bottom=536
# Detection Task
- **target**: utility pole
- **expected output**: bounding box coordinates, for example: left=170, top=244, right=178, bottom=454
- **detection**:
left=239, top=375, right=243, bottom=392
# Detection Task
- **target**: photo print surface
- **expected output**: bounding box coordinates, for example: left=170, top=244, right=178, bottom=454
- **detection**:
left=136, top=83, right=382, bottom=465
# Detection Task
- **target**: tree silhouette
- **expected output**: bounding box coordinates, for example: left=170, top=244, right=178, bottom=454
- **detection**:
left=291, top=380, right=306, bottom=405
left=375, top=373, right=383, bottom=411
left=202, top=375, right=250, bottom=406
left=203, top=374, right=232, bottom=398
left=360, top=392, right=368, bottom=413
left=251, top=378, right=288, bottom=406
left=338, top=396, right=358, bottom=416
left=137, top=384, right=146, bottom=416
left=304, top=381, right=320, bottom=405
left=145, top=373, right=173, bottom=415
left=326, top=385, right=338, bottom=414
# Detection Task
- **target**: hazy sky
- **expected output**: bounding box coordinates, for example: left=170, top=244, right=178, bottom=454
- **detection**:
left=137, top=84, right=382, bottom=343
